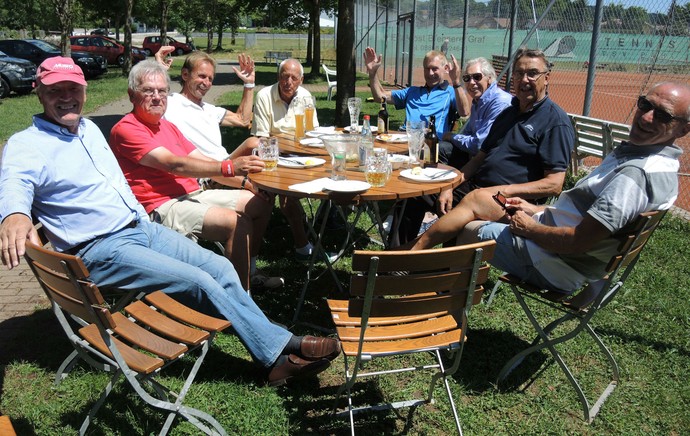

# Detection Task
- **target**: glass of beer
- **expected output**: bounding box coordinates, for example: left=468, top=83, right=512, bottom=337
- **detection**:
left=303, top=96, right=315, bottom=132
left=252, top=137, right=279, bottom=172
left=365, top=156, right=391, bottom=187
left=294, top=99, right=306, bottom=140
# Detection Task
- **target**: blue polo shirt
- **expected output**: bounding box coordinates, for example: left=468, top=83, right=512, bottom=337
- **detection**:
left=391, top=80, right=457, bottom=136
left=472, top=96, right=574, bottom=191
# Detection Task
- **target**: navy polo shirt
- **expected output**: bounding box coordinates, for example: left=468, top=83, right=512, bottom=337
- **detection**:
left=472, top=96, right=574, bottom=191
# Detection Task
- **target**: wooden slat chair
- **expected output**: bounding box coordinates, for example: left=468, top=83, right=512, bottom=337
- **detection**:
left=568, top=114, right=631, bottom=174
left=491, top=210, right=665, bottom=423
left=327, top=241, right=496, bottom=435
left=23, top=241, right=231, bottom=435
left=0, top=416, right=17, bottom=435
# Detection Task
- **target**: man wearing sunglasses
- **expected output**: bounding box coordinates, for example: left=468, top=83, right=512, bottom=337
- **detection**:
left=410, top=81, right=689, bottom=294
left=439, top=57, right=513, bottom=168
left=395, top=48, right=574, bottom=246
left=363, top=46, right=470, bottom=136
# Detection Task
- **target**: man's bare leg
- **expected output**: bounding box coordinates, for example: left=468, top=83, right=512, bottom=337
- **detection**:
left=202, top=207, right=252, bottom=290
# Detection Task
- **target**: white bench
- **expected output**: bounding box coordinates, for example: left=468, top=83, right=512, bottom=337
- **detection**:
left=569, top=114, right=630, bottom=173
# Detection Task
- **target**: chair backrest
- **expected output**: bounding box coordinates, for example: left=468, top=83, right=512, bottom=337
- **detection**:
left=23, top=241, right=116, bottom=331
left=347, top=241, right=496, bottom=320
left=322, top=64, right=336, bottom=84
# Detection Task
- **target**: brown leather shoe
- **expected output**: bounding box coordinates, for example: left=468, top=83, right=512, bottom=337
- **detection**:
left=299, top=336, right=341, bottom=361
left=267, top=354, right=330, bottom=387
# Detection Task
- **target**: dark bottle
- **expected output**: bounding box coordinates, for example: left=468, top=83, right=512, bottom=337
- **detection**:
left=424, top=115, right=439, bottom=168
left=377, top=97, right=389, bottom=134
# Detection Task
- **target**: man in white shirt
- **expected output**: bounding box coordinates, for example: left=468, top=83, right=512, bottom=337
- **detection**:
left=252, top=58, right=319, bottom=137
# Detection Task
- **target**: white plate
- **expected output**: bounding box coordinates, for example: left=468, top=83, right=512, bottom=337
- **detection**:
left=400, top=168, right=458, bottom=183
left=299, top=137, right=324, bottom=147
left=306, top=126, right=337, bottom=137
left=343, top=125, right=378, bottom=134
left=323, top=180, right=371, bottom=193
left=387, top=154, right=411, bottom=169
left=376, top=133, right=408, bottom=143
left=278, top=157, right=326, bottom=168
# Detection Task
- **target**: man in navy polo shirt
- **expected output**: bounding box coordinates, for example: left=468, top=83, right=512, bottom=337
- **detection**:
left=396, top=47, right=574, bottom=245
left=363, top=47, right=469, bottom=136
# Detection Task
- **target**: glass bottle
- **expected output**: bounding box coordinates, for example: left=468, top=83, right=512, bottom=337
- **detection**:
left=359, top=115, right=374, bottom=168
left=377, top=97, right=389, bottom=133
left=424, top=115, right=439, bottom=168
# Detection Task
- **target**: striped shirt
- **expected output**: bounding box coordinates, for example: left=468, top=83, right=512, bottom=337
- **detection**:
left=527, top=141, right=681, bottom=291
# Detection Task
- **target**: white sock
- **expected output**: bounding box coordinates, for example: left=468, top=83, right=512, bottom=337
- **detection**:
left=250, top=256, right=257, bottom=275
left=295, top=242, right=313, bottom=255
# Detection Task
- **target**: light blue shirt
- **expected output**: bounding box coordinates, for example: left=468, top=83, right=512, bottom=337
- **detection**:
left=0, top=115, right=148, bottom=252
left=392, top=81, right=457, bottom=137
left=450, top=82, right=513, bottom=155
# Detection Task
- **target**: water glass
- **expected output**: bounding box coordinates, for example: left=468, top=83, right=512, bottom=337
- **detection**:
left=347, top=97, right=362, bottom=131
left=252, top=137, right=279, bottom=171
left=321, top=135, right=359, bottom=181
left=406, top=120, right=426, bottom=166
left=365, top=156, right=392, bottom=187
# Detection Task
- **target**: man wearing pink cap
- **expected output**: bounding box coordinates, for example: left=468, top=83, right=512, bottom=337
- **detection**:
left=0, top=56, right=341, bottom=389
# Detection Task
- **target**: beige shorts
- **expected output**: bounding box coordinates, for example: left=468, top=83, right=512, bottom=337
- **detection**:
left=151, top=189, right=242, bottom=237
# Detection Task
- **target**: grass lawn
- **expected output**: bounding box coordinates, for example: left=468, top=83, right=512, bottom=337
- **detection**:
left=1, top=53, right=689, bottom=435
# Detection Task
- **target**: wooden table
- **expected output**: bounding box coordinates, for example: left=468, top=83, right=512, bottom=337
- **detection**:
left=249, top=158, right=461, bottom=326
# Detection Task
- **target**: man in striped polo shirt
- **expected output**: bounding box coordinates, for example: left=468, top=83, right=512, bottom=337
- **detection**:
left=411, top=81, right=689, bottom=294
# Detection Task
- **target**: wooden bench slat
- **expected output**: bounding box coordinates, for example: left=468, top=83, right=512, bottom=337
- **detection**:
left=79, top=324, right=165, bottom=374
left=145, top=291, right=231, bottom=332
left=340, top=329, right=463, bottom=356
left=125, top=301, right=209, bottom=346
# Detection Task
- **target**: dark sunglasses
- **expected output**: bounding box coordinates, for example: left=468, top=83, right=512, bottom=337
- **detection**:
left=462, top=73, right=484, bottom=83
left=637, top=96, right=684, bottom=124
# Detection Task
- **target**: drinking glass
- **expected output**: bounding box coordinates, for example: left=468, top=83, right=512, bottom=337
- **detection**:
left=321, top=135, right=359, bottom=181
left=406, top=120, right=427, bottom=167
left=303, top=96, right=315, bottom=132
left=365, top=156, right=392, bottom=187
left=347, top=97, right=362, bottom=132
left=252, top=137, right=279, bottom=172
left=294, top=98, right=306, bottom=140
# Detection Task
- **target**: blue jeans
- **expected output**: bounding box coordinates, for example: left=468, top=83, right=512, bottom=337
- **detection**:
left=73, top=220, right=291, bottom=367
left=477, top=222, right=561, bottom=292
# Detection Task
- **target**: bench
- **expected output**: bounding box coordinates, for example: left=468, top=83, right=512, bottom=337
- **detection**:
left=569, top=113, right=630, bottom=173
left=492, top=54, right=510, bottom=90
left=264, top=51, right=292, bottom=63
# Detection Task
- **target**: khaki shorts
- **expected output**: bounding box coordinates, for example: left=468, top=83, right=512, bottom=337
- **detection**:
left=151, top=189, right=242, bottom=237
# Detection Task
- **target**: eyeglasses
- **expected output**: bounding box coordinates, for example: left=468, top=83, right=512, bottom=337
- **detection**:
left=637, top=96, right=685, bottom=124
left=139, top=88, right=169, bottom=97
left=512, top=69, right=548, bottom=81
left=462, top=73, right=484, bottom=83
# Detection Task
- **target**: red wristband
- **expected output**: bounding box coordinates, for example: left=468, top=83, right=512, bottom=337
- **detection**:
left=221, top=160, right=234, bottom=177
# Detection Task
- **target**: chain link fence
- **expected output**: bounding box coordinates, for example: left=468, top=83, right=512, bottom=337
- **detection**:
left=354, top=0, right=690, bottom=214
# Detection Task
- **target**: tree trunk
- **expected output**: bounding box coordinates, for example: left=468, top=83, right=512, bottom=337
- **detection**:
left=310, top=0, right=321, bottom=77
left=51, top=0, right=73, bottom=55
left=216, top=22, right=224, bottom=51
left=123, top=0, right=134, bottom=75
left=335, top=0, right=355, bottom=127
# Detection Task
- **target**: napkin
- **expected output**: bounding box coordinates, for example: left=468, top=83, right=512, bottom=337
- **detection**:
left=289, top=177, right=332, bottom=194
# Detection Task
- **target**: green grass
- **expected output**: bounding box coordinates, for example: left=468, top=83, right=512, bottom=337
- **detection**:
left=1, top=52, right=689, bottom=435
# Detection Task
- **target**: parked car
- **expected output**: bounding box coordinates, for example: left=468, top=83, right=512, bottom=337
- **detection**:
left=70, top=35, right=146, bottom=66
left=90, top=28, right=115, bottom=37
left=0, top=50, right=36, bottom=98
left=0, top=39, right=107, bottom=79
left=142, top=36, right=194, bottom=56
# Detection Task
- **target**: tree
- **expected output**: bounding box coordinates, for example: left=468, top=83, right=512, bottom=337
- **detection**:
left=49, top=0, right=74, bottom=54
left=335, top=0, right=354, bottom=127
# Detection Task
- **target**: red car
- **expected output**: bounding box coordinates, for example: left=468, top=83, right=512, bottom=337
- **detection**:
left=70, top=35, right=147, bottom=66
left=142, top=36, right=194, bottom=56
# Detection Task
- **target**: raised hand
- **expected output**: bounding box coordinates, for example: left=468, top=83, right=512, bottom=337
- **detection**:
left=154, top=46, right=175, bottom=69
left=363, top=47, right=382, bottom=75
left=232, top=53, right=255, bottom=85
left=448, top=54, right=461, bottom=85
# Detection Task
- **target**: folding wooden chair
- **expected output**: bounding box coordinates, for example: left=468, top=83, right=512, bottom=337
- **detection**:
left=0, top=416, right=17, bottom=435
left=491, top=210, right=666, bottom=423
left=327, top=241, right=496, bottom=435
left=23, top=241, right=231, bottom=435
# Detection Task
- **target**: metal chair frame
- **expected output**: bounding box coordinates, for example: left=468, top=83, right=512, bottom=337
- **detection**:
left=490, top=210, right=665, bottom=423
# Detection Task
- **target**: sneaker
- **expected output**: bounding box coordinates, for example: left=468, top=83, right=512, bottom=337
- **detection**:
left=251, top=272, right=284, bottom=290
left=295, top=250, right=339, bottom=264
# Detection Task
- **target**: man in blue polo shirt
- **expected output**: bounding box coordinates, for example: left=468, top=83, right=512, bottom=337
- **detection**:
left=395, top=48, right=574, bottom=245
left=363, top=47, right=469, bottom=136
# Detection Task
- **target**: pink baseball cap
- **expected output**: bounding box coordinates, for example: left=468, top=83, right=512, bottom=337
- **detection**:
left=35, top=56, right=87, bottom=86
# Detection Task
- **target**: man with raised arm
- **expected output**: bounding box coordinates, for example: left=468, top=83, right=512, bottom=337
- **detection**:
left=0, top=56, right=341, bottom=387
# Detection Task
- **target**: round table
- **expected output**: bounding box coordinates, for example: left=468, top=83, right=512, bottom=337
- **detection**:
left=273, top=131, right=411, bottom=157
